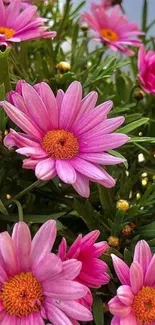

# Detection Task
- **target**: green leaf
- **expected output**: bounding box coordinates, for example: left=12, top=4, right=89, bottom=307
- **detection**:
left=0, top=47, right=11, bottom=92
left=108, top=150, right=128, bottom=169
left=0, top=199, right=9, bottom=216
left=124, top=248, right=132, bottom=266
left=0, top=84, right=7, bottom=132
left=93, top=295, right=104, bottom=325
left=142, top=0, right=148, bottom=32
left=117, top=118, right=149, bottom=134
left=111, top=210, right=125, bottom=236
left=138, top=221, right=155, bottom=239
left=129, top=136, right=155, bottom=143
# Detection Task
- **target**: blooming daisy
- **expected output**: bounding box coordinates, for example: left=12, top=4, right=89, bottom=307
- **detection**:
left=109, top=240, right=155, bottom=325
left=82, top=4, right=143, bottom=56
left=0, top=220, right=93, bottom=324
left=138, top=46, right=155, bottom=95
left=0, top=0, right=56, bottom=47
left=1, top=80, right=128, bottom=198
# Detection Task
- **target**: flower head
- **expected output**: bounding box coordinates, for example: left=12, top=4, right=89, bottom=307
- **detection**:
left=58, top=230, right=110, bottom=288
left=0, top=220, right=92, bottom=324
left=0, top=0, right=56, bottom=47
left=82, top=4, right=143, bottom=56
left=1, top=80, right=128, bottom=197
left=138, top=46, right=155, bottom=95
left=108, top=240, right=155, bottom=325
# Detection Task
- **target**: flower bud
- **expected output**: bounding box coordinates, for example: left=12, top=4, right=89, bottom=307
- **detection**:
left=121, top=225, right=132, bottom=237
left=108, top=236, right=119, bottom=248
left=116, top=199, right=129, bottom=211
left=56, top=61, right=71, bottom=73
left=134, top=90, right=145, bottom=101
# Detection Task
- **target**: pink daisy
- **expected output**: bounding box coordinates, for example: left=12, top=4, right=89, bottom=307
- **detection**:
left=138, top=46, right=155, bottom=95
left=0, top=220, right=93, bottom=324
left=58, top=230, right=110, bottom=288
left=0, top=0, right=56, bottom=47
left=108, top=240, right=155, bottom=325
left=1, top=80, right=128, bottom=198
left=82, top=4, right=143, bottom=56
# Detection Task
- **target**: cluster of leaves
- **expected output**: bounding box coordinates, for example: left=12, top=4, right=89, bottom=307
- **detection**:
left=0, top=0, right=155, bottom=324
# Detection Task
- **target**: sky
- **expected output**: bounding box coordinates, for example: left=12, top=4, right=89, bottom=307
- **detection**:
left=73, top=0, right=155, bottom=36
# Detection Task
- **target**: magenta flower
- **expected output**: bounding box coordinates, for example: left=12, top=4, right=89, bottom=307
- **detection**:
left=0, top=0, right=56, bottom=47
left=138, top=46, right=155, bottom=95
left=0, top=220, right=92, bottom=324
left=82, top=4, right=143, bottom=56
left=58, top=230, right=110, bottom=288
left=108, top=240, right=155, bottom=325
left=1, top=80, right=128, bottom=197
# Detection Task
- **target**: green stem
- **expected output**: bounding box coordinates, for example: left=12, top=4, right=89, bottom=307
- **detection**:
left=5, top=180, right=42, bottom=206
left=11, top=200, right=24, bottom=222
left=0, top=48, right=11, bottom=92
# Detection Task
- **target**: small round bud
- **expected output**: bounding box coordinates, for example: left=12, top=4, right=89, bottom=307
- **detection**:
left=121, top=225, right=132, bottom=237
left=56, top=61, right=71, bottom=73
left=108, top=236, right=119, bottom=248
left=129, top=222, right=136, bottom=230
left=116, top=199, right=129, bottom=212
left=80, top=23, right=89, bottom=31
left=6, top=194, right=11, bottom=199
left=134, top=90, right=145, bottom=101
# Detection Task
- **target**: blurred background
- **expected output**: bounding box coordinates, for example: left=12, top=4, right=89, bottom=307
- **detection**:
left=72, top=0, right=155, bottom=36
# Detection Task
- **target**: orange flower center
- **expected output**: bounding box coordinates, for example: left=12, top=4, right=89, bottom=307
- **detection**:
left=100, top=28, right=118, bottom=42
left=133, top=286, right=155, bottom=324
left=1, top=272, right=44, bottom=317
left=42, top=129, right=79, bottom=159
left=0, top=27, right=15, bottom=39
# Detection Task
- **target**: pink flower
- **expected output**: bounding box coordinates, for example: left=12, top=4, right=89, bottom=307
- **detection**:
left=108, top=240, right=155, bottom=325
left=1, top=80, right=129, bottom=198
left=138, top=46, right=155, bottom=95
left=82, top=4, right=143, bottom=56
left=58, top=230, right=110, bottom=288
left=0, top=0, right=56, bottom=47
left=0, top=220, right=93, bottom=324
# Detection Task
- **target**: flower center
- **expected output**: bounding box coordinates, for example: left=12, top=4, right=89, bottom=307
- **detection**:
left=133, top=286, right=155, bottom=324
left=100, top=28, right=118, bottom=42
left=1, top=272, right=44, bottom=317
left=42, top=129, right=79, bottom=159
left=0, top=27, right=15, bottom=39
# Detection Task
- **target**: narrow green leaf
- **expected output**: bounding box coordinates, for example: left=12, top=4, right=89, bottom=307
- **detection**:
left=93, top=295, right=104, bottom=325
left=142, top=0, right=148, bottom=32
left=117, top=118, right=149, bottom=134
left=138, top=221, right=155, bottom=239
left=0, top=48, right=11, bottom=92
left=0, top=199, right=9, bottom=216
left=111, top=210, right=125, bottom=236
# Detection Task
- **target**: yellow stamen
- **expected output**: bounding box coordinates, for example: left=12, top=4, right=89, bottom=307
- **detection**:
left=1, top=272, right=43, bottom=317
left=133, top=286, right=155, bottom=324
left=100, top=28, right=118, bottom=42
left=42, top=129, right=79, bottom=159
left=0, top=27, right=15, bottom=39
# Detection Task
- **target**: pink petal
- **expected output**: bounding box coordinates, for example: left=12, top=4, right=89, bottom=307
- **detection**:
left=60, top=259, right=82, bottom=280
left=0, top=313, right=17, bottom=325
left=67, top=235, right=82, bottom=259
left=56, top=160, right=77, bottom=184
left=138, top=46, right=146, bottom=71
left=59, top=81, right=82, bottom=130
left=78, top=152, right=125, bottom=165
left=81, top=230, right=99, bottom=248
left=46, top=303, right=73, bottom=325
left=73, top=101, right=113, bottom=136
left=23, top=158, right=43, bottom=170
left=72, top=91, right=98, bottom=125
left=130, top=262, right=143, bottom=294
left=6, top=0, right=20, bottom=26
left=58, top=238, right=67, bottom=260
left=120, top=312, right=137, bottom=325
left=21, top=82, right=52, bottom=132
left=1, top=101, right=43, bottom=140
left=0, top=265, right=8, bottom=282
left=70, top=157, right=106, bottom=180
left=12, top=222, right=31, bottom=272
left=0, top=0, right=5, bottom=26
left=31, top=220, right=57, bottom=267
left=8, top=91, right=28, bottom=115
left=111, top=254, right=130, bottom=285
left=35, top=158, right=56, bottom=180
left=72, top=172, right=90, bottom=198
left=53, top=300, right=93, bottom=321
left=117, top=285, right=134, bottom=306
left=133, top=240, right=152, bottom=276
left=79, top=134, right=129, bottom=152
left=43, top=280, right=88, bottom=300
left=93, top=241, right=109, bottom=257
left=34, top=82, right=58, bottom=129
left=0, top=232, right=18, bottom=275
left=16, top=146, right=47, bottom=158
left=56, top=89, right=64, bottom=111
left=108, top=296, right=131, bottom=318
left=4, top=129, right=40, bottom=150
left=111, top=316, right=120, bottom=325
left=144, top=254, right=155, bottom=286
left=33, top=253, right=62, bottom=282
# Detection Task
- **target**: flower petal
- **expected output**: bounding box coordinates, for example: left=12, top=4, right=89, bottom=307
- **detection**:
left=78, top=152, right=125, bottom=165
left=43, top=280, right=88, bottom=300
left=111, top=254, right=130, bottom=285
left=35, top=158, right=56, bottom=181
left=46, top=303, right=73, bottom=325
left=120, top=312, right=137, bottom=325
left=130, top=262, right=143, bottom=295
left=0, top=232, right=18, bottom=275
left=56, top=160, right=77, bottom=184
left=33, top=253, right=62, bottom=282
left=133, top=240, right=152, bottom=276
left=111, top=316, right=120, bottom=325
left=117, top=285, right=134, bottom=306
left=12, top=222, right=31, bottom=272
left=53, top=300, right=93, bottom=321
left=108, top=296, right=131, bottom=318
left=144, top=254, right=155, bottom=286
left=70, top=157, right=106, bottom=180
left=31, top=220, right=57, bottom=267
left=72, top=172, right=90, bottom=198
left=60, top=259, right=82, bottom=280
